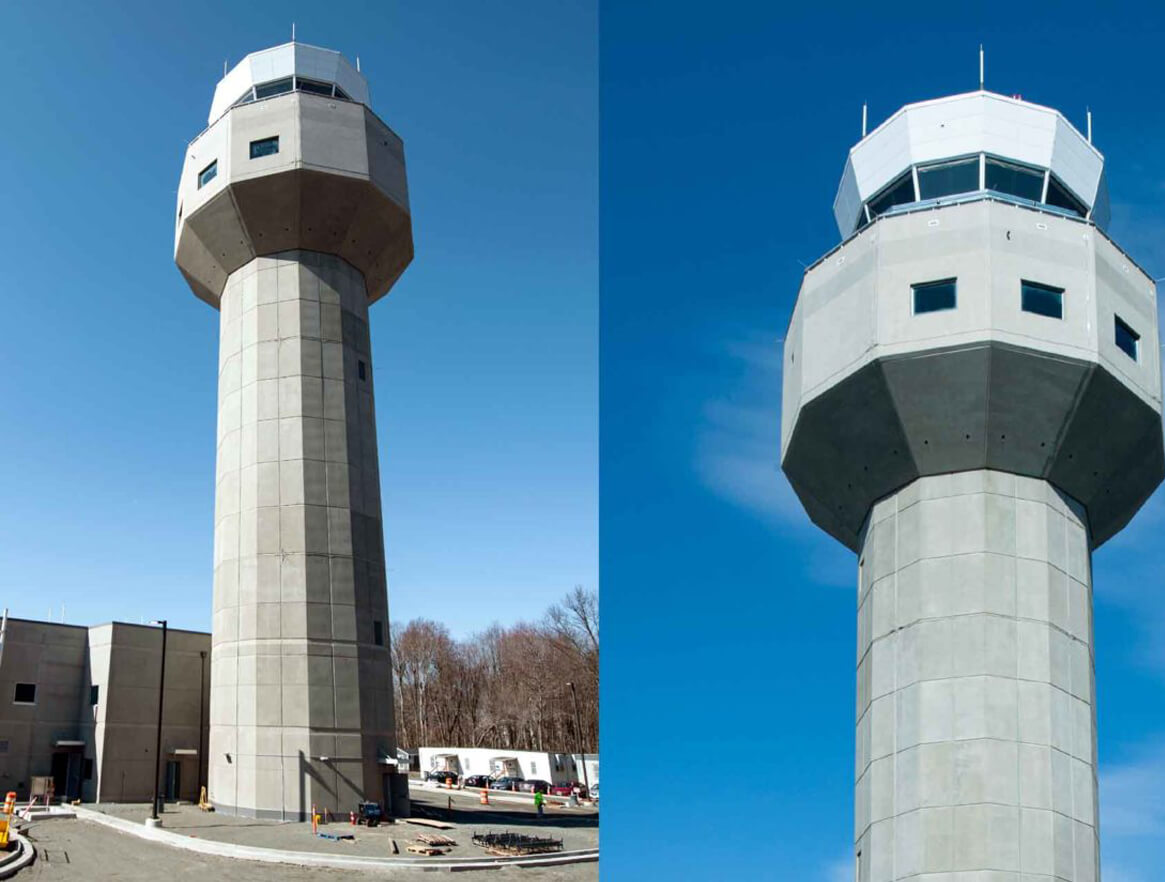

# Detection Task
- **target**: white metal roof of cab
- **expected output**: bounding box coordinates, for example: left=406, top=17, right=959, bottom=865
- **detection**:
left=833, top=90, right=1108, bottom=237
left=208, top=42, right=371, bottom=124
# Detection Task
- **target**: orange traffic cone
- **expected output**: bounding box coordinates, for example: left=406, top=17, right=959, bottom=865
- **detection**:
left=480, top=788, right=489, bottom=805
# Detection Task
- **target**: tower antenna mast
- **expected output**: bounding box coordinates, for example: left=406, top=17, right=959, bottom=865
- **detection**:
left=979, top=44, right=984, bottom=90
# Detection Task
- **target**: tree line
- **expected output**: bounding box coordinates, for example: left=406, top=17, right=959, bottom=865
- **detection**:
left=391, top=586, right=598, bottom=756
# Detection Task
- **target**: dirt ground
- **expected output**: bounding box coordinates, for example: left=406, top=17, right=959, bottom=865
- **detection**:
left=10, top=788, right=597, bottom=880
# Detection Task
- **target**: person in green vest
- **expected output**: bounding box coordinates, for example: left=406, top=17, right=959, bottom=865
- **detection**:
left=534, top=789, right=545, bottom=819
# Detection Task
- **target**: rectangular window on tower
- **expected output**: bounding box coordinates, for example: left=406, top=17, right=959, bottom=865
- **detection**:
left=1021, top=281, right=1064, bottom=319
left=373, top=620, right=384, bottom=646
left=1115, top=315, right=1140, bottom=360
left=358, top=360, right=367, bottom=381
left=912, top=279, right=957, bottom=315
left=13, top=683, right=36, bottom=704
left=89, top=684, right=99, bottom=705
left=250, top=136, right=280, bottom=159
left=197, top=160, right=218, bottom=189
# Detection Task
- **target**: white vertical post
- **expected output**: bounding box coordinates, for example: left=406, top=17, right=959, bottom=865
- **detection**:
left=1087, top=108, right=1093, bottom=143
left=0, top=608, right=8, bottom=672
left=862, top=102, right=868, bottom=138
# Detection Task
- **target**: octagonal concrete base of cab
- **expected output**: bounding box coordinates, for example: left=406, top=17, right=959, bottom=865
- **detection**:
left=784, top=341, right=1164, bottom=550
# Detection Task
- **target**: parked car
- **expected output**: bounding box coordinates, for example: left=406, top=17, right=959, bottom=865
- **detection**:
left=517, top=779, right=551, bottom=794
left=549, top=782, right=588, bottom=798
left=489, top=776, right=521, bottom=791
left=425, top=770, right=459, bottom=784
left=463, top=774, right=491, bottom=789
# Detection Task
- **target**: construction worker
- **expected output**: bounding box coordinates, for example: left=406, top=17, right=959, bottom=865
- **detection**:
left=534, top=789, right=544, bottom=819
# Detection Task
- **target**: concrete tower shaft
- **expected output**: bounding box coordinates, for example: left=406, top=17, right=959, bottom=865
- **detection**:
left=175, top=43, right=412, bottom=819
left=781, top=91, right=1164, bottom=881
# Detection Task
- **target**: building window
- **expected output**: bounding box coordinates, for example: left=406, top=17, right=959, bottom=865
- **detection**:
left=296, top=77, right=334, bottom=96
left=358, top=360, right=367, bottom=381
left=0, top=740, right=8, bottom=754
left=1046, top=176, right=1087, bottom=218
left=373, top=620, right=384, bottom=646
left=916, top=157, right=980, bottom=200
left=531, top=761, right=538, bottom=774
left=985, top=157, right=1044, bottom=203
left=254, top=77, right=293, bottom=100
left=912, top=279, right=957, bottom=314
left=13, top=683, right=36, bottom=704
left=1021, top=281, right=1064, bottom=319
left=90, top=684, right=99, bottom=705
left=250, top=136, right=279, bottom=159
left=1115, top=316, right=1140, bottom=361
left=867, top=170, right=916, bottom=218
left=197, top=160, right=218, bottom=189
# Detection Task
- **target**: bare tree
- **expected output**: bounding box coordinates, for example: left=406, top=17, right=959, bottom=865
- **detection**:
left=391, top=587, right=599, bottom=755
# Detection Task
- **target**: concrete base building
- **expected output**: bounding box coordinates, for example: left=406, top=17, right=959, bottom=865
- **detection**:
left=782, top=90, right=1163, bottom=880
left=0, top=615, right=209, bottom=804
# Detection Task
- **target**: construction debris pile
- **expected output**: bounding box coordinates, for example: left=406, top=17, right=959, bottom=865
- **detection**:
left=471, top=831, right=564, bottom=856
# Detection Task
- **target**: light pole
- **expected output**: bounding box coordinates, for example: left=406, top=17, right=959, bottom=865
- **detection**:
left=197, top=650, right=207, bottom=800
left=149, top=620, right=168, bottom=823
left=565, top=681, right=590, bottom=800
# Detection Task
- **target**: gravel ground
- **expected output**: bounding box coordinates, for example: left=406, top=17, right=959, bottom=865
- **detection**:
left=8, top=791, right=597, bottom=881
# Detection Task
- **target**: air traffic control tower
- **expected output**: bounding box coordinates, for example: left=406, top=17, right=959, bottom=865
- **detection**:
left=782, top=92, right=1164, bottom=879
left=174, top=43, right=412, bottom=819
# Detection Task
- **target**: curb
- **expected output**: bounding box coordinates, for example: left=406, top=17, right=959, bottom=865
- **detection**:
left=0, top=832, right=36, bottom=879
left=73, top=806, right=597, bottom=872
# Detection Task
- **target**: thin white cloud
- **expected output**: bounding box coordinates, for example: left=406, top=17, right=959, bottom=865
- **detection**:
left=693, top=327, right=806, bottom=526
left=1101, top=741, right=1165, bottom=839
left=823, top=854, right=852, bottom=882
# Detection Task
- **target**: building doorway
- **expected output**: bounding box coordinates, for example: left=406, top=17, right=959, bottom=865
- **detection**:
left=165, top=761, right=181, bottom=800
left=50, top=751, right=83, bottom=801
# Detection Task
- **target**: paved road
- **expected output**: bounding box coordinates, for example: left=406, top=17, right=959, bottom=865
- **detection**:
left=14, top=817, right=597, bottom=881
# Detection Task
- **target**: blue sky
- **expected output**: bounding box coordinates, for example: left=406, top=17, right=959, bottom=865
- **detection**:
left=601, top=2, right=1165, bottom=879
left=0, top=1, right=596, bottom=638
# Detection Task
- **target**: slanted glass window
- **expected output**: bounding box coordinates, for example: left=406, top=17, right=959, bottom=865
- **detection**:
left=1045, top=176, right=1087, bottom=218
left=250, top=136, right=279, bottom=159
left=232, top=88, right=256, bottom=108
left=917, top=157, right=980, bottom=200
left=296, top=77, right=334, bottom=96
left=867, top=171, right=916, bottom=218
left=334, top=86, right=351, bottom=100
left=1021, top=281, right=1064, bottom=319
left=912, top=278, right=957, bottom=314
left=197, top=160, right=218, bottom=189
left=1115, top=315, right=1140, bottom=360
left=13, top=683, right=36, bottom=704
left=985, top=158, right=1044, bottom=202
left=254, top=77, right=294, bottom=100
